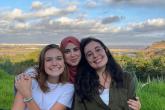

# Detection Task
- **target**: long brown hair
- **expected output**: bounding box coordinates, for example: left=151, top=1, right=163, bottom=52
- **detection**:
left=36, top=44, right=68, bottom=92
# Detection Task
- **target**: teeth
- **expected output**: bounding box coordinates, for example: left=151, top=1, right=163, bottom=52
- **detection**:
left=51, top=68, right=60, bottom=71
left=94, top=58, right=101, bottom=64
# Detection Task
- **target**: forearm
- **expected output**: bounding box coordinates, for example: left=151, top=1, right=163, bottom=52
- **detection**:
left=12, top=92, right=25, bottom=110
left=25, top=99, right=41, bottom=110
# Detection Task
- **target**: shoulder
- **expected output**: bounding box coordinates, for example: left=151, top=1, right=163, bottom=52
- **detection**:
left=122, top=72, right=137, bottom=87
left=123, top=72, right=136, bottom=81
left=60, top=83, right=74, bottom=91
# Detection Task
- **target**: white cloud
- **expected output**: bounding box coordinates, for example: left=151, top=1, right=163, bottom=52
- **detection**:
left=8, top=8, right=22, bottom=19
left=14, top=22, right=30, bottom=30
left=85, top=1, right=97, bottom=8
left=32, top=1, right=43, bottom=9
left=147, top=18, right=165, bottom=26
left=0, top=0, right=164, bottom=44
left=104, top=0, right=165, bottom=6
left=66, top=4, right=77, bottom=12
left=35, top=7, right=60, bottom=17
left=126, top=18, right=165, bottom=32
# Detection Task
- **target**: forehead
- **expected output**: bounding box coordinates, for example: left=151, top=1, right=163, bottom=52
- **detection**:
left=84, top=41, right=102, bottom=52
left=45, top=48, right=62, bottom=57
left=65, top=43, right=79, bottom=49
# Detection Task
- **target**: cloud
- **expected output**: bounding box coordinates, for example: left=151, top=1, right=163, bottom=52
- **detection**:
left=7, top=8, right=23, bottom=20
left=104, top=0, right=165, bottom=7
left=13, top=22, right=30, bottom=30
left=85, top=1, right=97, bottom=8
left=65, top=4, right=77, bottom=12
left=102, top=16, right=124, bottom=24
left=32, top=1, right=43, bottom=10
left=127, top=18, right=165, bottom=32
left=0, top=0, right=164, bottom=45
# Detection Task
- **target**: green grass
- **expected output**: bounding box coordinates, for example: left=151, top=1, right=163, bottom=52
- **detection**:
left=0, top=69, right=165, bottom=110
left=0, top=69, right=14, bottom=110
left=138, top=80, right=165, bottom=110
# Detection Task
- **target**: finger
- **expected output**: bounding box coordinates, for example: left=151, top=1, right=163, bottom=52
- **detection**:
left=128, top=100, right=140, bottom=110
left=128, top=99, right=137, bottom=103
left=136, top=97, right=140, bottom=101
left=128, top=104, right=138, bottom=110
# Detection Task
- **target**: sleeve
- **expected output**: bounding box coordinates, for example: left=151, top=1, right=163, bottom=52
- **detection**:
left=24, top=67, right=38, bottom=78
left=127, top=72, right=138, bottom=99
left=31, top=79, right=38, bottom=89
left=57, top=84, right=75, bottom=108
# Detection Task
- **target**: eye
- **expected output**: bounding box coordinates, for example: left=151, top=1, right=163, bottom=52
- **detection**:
left=64, top=49, right=70, bottom=54
left=95, top=47, right=103, bottom=53
left=86, top=52, right=93, bottom=58
left=73, top=47, right=80, bottom=52
left=45, top=58, right=53, bottom=62
left=96, top=48, right=101, bottom=52
left=56, top=56, right=63, bottom=60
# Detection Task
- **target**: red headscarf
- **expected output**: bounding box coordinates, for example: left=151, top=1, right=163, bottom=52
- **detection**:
left=60, top=36, right=80, bottom=83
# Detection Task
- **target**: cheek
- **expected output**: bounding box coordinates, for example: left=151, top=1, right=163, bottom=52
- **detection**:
left=64, top=54, right=70, bottom=61
left=61, top=61, right=65, bottom=68
left=44, top=63, right=49, bottom=71
left=87, top=60, right=94, bottom=67
left=77, top=51, right=81, bottom=56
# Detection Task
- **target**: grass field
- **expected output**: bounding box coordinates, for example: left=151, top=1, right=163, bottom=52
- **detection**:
left=0, top=69, right=165, bottom=110
left=138, top=80, right=165, bottom=110
left=0, top=69, right=14, bottom=110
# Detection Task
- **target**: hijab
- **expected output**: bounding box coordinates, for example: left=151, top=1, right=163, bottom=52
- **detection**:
left=60, top=36, right=80, bottom=83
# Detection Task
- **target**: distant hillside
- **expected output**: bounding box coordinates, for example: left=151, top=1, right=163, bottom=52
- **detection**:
left=144, top=40, right=165, bottom=57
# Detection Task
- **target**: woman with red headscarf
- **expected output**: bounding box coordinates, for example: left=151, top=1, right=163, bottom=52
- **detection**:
left=60, top=36, right=81, bottom=83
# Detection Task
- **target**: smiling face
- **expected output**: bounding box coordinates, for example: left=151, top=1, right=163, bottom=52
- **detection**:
left=44, top=48, right=65, bottom=78
left=63, top=43, right=81, bottom=66
left=84, top=41, right=108, bottom=71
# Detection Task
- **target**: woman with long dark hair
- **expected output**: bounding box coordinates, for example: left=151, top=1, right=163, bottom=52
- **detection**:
left=73, top=37, right=141, bottom=110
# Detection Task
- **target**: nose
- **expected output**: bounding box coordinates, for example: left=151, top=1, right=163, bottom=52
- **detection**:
left=52, top=59, right=58, bottom=66
left=93, top=51, right=98, bottom=58
left=70, top=51, right=75, bottom=57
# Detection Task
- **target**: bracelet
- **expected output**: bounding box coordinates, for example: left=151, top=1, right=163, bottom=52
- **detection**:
left=23, top=97, right=33, bottom=103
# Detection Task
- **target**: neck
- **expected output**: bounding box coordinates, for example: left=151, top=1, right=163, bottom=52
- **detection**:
left=67, top=64, right=77, bottom=68
left=97, top=67, right=111, bottom=88
left=96, top=67, right=106, bottom=78
left=47, top=76, right=59, bottom=84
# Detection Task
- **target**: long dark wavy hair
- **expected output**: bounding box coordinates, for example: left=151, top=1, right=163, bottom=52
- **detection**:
left=36, top=44, right=68, bottom=93
left=75, top=37, right=124, bottom=101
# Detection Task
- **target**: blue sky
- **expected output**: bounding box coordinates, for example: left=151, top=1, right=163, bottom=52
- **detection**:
left=0, top=0, right=165, bottom=46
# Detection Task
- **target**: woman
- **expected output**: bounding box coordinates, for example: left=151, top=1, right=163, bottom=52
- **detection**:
left=73, top=37, right=141, bottom=110
left=14, top=36, right=81, bottom=84
left=60, top=36, right=81, bottom=83
left=12, top=44, right=74, bottom=110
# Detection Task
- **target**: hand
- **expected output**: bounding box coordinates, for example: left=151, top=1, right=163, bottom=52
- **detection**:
left=127, top=97, right=141, bottom=110
left=15, top=74, right=32, bottom=98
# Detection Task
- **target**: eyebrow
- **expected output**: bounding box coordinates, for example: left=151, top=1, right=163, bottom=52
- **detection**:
left=45, top=56, right=63, bottom=59
left=95, top=46, right=102, bottom=49
left=85, top=46, right=102, bottom=54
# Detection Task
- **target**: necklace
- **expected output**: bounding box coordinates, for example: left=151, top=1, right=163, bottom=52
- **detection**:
left=47, top=82, right=59, bottom=91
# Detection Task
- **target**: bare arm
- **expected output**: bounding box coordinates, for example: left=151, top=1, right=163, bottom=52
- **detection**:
left=50, top=103, right=67, bottom=110
left=14, top=74, right=41, bottom=110
left=12, top=92, right=25, bottom=110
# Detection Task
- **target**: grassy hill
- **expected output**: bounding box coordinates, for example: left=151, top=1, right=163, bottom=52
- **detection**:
left=144, top=40, right=165, bottom=57
left=0, top=44, right=42, bottom=62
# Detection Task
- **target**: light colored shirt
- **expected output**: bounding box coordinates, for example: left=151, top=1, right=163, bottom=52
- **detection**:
left=26, top=79, right=74, bottom=110
left=100, top=88, right=109, bottom=105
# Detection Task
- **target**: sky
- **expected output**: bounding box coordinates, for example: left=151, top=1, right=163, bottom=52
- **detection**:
left=0, top=0, right=165, bottom=46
